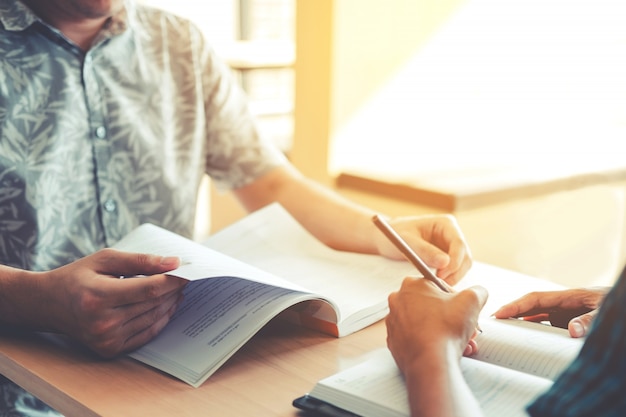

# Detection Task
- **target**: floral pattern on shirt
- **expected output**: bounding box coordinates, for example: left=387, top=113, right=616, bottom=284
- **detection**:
left=0, top=0, right=286, bottom=271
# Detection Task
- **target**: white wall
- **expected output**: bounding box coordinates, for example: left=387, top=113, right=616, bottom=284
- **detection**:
left=330, top=0, right=626, bottom=174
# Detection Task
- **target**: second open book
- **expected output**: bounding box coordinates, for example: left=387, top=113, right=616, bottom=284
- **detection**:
left=112, top=203, right=416, bottom=387
left=294, top=318, right=585, bottom=417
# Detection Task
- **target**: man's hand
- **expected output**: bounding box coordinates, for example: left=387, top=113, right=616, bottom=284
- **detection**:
left=377, top=215, right=472, bottom=286
left=386, top=277, right=488, bottom=372
left=23, top=249, right=187, bottom=357
left=493, top=287, right=609, bottom=338
left=385, top=277, right=488, bottom=417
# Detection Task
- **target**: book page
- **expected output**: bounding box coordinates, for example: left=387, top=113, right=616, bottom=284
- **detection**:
left=461, top=356, right=552, bottom=417
left=113, top=223, right=312, bottom=293
left=129, top=276, right=331, bottom=387
left=310, top=349, right=409, bottom=417
left=204, top=203, right=416, bottom=334
left=474, top=317, right=584, bottom=380
left=113, top=222, right=347, bottom=386
left=308, top=349, right=551, bottom=417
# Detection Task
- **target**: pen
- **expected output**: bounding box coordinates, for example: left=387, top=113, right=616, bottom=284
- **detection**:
left=372, top=214, right=482, bottom=333
left=372, top=214, right=451, bottom=292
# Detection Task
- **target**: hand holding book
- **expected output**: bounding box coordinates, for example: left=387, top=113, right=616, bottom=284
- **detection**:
left=111, top=204, right=417, bottom=387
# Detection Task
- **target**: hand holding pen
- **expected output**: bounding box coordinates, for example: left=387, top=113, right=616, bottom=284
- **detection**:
left=372, top=214, right=482, bottom=333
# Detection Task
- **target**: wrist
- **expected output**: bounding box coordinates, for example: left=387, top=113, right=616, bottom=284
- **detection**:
left=401, top=342, right=464, bottom=417
left=0, top=266, right=54, bottom=330
left=403, top=339, right=462, bottom=376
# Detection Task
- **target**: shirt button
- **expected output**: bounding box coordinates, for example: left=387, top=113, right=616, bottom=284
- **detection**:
left=95, top=126, right=107, bottom=139
left=103, top=199, right=117, bottom=212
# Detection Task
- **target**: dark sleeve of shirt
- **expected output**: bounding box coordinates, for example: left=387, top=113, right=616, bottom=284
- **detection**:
left=527, top=265, right=626, bottom=417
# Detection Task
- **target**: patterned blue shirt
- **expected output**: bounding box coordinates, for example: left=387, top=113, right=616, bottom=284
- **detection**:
left=0, top=0, right=286, bottom=272
left=527, top=266, right=626, bottom=416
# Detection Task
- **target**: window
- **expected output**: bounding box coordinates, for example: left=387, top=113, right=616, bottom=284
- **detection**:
left=139, top=0, right=295, bottom=152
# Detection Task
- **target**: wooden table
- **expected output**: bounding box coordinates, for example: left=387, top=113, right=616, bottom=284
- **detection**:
left=0, top=262, right=563, bottom=416
left=0, top=318, right=386, bottom=417
left=0, top=321, right=385, bottom=417
left=336, top=158, right=626, bottom=212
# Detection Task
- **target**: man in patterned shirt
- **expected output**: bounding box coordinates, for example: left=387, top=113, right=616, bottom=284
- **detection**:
left=0, top=0, right=474, bottom=414
left=386, top=266, right=625, bottom=416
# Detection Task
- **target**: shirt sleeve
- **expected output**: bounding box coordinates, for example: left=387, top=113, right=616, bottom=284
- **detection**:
left=526, top=265, right=626, bottom=417
left=195, top=30, right=288, bottom=190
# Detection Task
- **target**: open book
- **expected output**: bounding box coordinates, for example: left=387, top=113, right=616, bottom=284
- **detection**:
left=112, top=203, right=415, bottom=387
left=294, top=318, right=585, bottom=417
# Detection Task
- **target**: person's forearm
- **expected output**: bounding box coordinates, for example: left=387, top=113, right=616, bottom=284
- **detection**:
left=403, top=345, right=484, bottom=417
left=274, top=176, right=378, bottom=252
left=0, top=265, right=51, bottom=330
left=234, top=165, right=381, bottom=254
